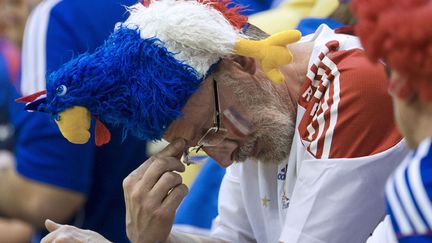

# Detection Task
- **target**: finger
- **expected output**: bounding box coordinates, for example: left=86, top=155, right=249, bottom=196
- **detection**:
left=45, top=219, right=61, bottom=232
left=139, top=157, right=185, bottom=191
left=150, top=171, right=183, bottom=203
left=41, top=231, right=57, bottom=243
left=162, top=184, right=189, bottom=214
left=126, top=157, right=154, bottom=184
left=126, top=139, right=186, bottom=184
left=157, top=138, right=186, bottom=158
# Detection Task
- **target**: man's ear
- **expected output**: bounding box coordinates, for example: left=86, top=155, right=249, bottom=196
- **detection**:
left=232, top=56, right=256, bottom=75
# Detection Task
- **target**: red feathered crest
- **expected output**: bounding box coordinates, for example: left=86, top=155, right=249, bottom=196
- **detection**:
left=139, top=0, right=248, bottom=29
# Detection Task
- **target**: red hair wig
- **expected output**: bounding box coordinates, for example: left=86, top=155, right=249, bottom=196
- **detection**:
left=352, top=0, right=432, bottom=100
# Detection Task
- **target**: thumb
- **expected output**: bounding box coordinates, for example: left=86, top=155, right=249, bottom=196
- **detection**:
left=45, top=219, right=62, bottom=232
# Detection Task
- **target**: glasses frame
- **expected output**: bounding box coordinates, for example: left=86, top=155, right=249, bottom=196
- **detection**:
left=195, top=78, right=227, bottom=147
left=182, top=78, right=228, bottom=164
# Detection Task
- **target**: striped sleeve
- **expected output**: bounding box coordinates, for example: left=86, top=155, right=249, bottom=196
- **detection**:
left=386, top=138, right=432, bottom=242
left=21, top=0, right=62, bottom=95
left=297, top=40, right=402, bottom=159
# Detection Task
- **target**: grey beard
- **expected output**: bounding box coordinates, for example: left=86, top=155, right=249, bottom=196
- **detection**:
left=235, top=106, right=295, bottom=164
left=217, top=71, right=296, bottom=164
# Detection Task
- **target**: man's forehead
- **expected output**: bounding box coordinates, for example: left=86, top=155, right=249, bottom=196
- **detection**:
left=166, top=78, right=215, bottom=124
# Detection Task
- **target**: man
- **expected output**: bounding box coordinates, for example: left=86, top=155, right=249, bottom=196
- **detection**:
left=40, top=0, right=407, bottom=242
left=0, top=0, right=148, bottom=242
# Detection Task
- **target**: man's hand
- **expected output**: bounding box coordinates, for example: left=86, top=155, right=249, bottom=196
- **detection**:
left=41, top=219, right=111, bottom=243
left=123, top=139, right=189, bottom=243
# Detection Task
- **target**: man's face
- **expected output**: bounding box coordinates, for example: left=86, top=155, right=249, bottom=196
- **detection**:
left=164, top=60, right=295, bottom=167
left=389, top=70, right=418, bottom=148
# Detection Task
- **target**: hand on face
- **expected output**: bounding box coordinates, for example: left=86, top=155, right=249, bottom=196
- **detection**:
left=202, top=139, right=239, bottom=167
left=41, top=219, right=111, bottom=243
left=122, top=139, right=188, bottom=243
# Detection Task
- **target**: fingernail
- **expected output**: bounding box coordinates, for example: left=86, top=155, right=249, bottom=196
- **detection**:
left=46, top=219, right=54, bottom=224
left=46, top=219, right=59, bottom=225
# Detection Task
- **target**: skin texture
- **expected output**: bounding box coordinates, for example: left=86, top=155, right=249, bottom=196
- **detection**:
left=122, top=139, right=188, bottom=243
left=389, top=71, right=432, bottom=148
left=41, top=220, right=111, bottom=243
left=165, top=42, right=312, bottom=167
left=41, top=42, right=313, bottom=243
left=0, top=219, right=33, bottom=243
left=0, top=150, right=84, bottom=240
left=0, top=151, right=33, bottom=243
left=0, top=167, right=85, bottom=228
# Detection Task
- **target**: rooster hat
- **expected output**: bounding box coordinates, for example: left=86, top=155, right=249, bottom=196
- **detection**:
left=17, top=0, right=301, bottom=146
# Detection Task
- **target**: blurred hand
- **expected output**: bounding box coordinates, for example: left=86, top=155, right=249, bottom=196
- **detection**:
left=0, top=217, right=33, bottom=243
left=123, top=139, right=188, bottom=243
left=41, top=219, right=111, bottom=243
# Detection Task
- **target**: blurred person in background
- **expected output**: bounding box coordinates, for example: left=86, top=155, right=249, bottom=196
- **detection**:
left=248, top=0, right=340, bottom=34
left=0, top=0, right=148, bottom=242
left=329, top=0, right=355, bottom=26
left=0, top=0, right=38, bottom=47
left=296, top=0, right=354, bottom=35
left=248, top=0, right=356, bottom=35
left=353, top=0, right=432, bottom=242
left=0, top=25, right=34, bottom=243
left=0, top=0, right=40, bottom=242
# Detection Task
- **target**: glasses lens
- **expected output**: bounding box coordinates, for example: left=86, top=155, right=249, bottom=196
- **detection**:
left=197, top=127, right=228, bottom=147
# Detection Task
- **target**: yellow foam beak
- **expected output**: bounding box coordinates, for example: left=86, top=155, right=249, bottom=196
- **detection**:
left=234, top=30, right=302, bottom=84
left=55, top=106, right=91, bottom=144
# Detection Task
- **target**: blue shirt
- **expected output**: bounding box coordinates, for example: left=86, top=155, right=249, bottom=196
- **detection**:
left=386, top=138, right=432, bottom=242
left=0, top=39, right=19, bottom=151
left=15, top=0, right=146, bottom=242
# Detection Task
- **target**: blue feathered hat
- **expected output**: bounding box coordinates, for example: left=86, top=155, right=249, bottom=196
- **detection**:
left=17, top=0, right=300, bottom=146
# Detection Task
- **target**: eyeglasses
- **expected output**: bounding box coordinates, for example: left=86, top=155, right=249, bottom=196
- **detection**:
left=181, top=78, right=228, bottom=165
